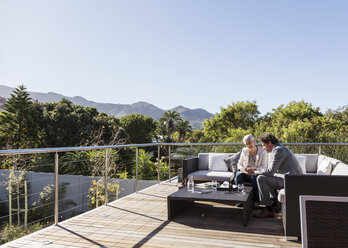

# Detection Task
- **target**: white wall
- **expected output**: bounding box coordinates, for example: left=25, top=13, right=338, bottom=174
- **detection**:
left=0, top=169, right=157, bottom=219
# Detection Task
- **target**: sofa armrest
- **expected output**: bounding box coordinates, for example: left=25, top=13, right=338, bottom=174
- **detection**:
left=182, top=157, right=198, bottom=179
left=284, top=174, right=348, bottom=239
left=300, top=195, right=348, bottom=247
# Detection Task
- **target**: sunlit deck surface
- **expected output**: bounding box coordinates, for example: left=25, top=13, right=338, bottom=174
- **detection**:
left=4, top=182, right=301, bottom=248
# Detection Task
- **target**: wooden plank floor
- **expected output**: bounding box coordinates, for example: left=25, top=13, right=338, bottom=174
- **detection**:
left=2, top=182, right=301, bottom=248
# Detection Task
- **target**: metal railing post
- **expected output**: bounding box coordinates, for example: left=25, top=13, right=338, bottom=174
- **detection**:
left=104, top=149, right=109, bottom=205
left=157, top=145, right=160, bottom=183
left=54, top=152, right=59, bottom=225
left=318, top=145, right=322, bottom=155
left=214, top=145, right=217, bottom=153
left=9, top=180, right=12, bottom=225
left=168, top=145, right=171, bottom=182
left=16, top=181, right=20, bottom=225
left=136, top=147, right=139, bottom=193
left=24, top=180, right=28, bottom=227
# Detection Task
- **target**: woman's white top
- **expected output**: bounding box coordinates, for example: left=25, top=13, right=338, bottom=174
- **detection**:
left=237, top=146, right=268, bottom=173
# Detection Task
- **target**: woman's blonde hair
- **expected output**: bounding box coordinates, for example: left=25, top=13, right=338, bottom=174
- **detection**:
left=243, top=134, right=254, bottom=144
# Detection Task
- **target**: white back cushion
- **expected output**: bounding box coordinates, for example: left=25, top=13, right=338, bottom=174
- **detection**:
left=317, top=159, right=332, bottom=175
left=296, top=154, right=318, bottom=173
left=318, top=155, right=341, bottom=169
left=296, top=155, right=307, bottom=174
left=208, top=153, right=230, bottom=172
left=331, top=162, right=348, bottom=175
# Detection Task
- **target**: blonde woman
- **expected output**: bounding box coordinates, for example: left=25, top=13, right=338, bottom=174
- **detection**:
left=236, top=135, right=268, bottom=205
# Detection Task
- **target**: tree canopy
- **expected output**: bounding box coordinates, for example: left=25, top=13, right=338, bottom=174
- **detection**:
left=120, top=114, right=156, bottom=144
left=0, top=85, right=346, bottom=172
left=203, top=101, right=259, bottom=142
left=0, top=85, right=40, bottom=148
left=0, top=86, right=124, bottom=149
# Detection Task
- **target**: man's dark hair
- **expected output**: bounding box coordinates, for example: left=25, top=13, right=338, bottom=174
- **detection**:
left=259, top=133, right=279, bottom=144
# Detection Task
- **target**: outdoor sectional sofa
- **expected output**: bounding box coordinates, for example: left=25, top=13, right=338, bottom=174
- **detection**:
left=279, top=154, right=348, bottom=239
left=182, top=152, right=348, bottom=240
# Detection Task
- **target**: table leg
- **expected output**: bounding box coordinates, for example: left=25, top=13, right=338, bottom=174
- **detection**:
left=168, top=198, right=193, bottom=220
left=242, top=190, right=254, bottom=227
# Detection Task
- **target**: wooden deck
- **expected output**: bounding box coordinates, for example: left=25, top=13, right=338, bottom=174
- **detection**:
left=2, top=182, right=301, bottom=248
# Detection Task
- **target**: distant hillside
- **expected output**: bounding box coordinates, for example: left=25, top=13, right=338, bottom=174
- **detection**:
left=0, top=85, right=214, bottom=129
left=0, top=97, right=6, bottom=110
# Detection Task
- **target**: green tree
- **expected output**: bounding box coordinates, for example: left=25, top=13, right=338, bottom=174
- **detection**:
left=176, top=120, right=192, bottom=142
left=60, top=149, right=121, bottom=176
left=158, top=111, right=182, bottom=142
left=157, top=157, right=170, bottom=181
left=325, top=105, right=348, bottom=125
left=163, top=111, right=181, bottom=133
left=0, top=223, right=43, bottom=245
left=0, top=85, right=40, bottom=148
left=132, top=149, right=156, bottom=180
left=282, top=117, right=347, bottom=143
left=120, top=114, right=156, bottom=144
left=39, top=99, right=123, bottom=147
left=224, top=128, right=254, bottom=143
left=30, top=183, right=76, bottom=222
left=186, top=129, right=211, bottom=143
left=254, top=101, right=323, bottom=140
left=88, top=178, right=120, bottom=208
left=269, top=101, right=321, bottom=124
left=203, top=101, right=259, bottom=141
left=39, top=99, right=88, bottom=147
left=156, top=119, right=168, bottom=142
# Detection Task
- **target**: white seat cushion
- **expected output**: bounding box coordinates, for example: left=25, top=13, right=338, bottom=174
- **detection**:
left=189, top=170, right=234, bottom=182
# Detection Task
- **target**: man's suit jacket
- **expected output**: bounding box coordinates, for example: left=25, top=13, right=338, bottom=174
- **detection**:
left=263, top=143, right=303, bottom=177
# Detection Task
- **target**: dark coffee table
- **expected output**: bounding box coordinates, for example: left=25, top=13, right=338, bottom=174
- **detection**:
left=167, top=186, right=254, bottom=226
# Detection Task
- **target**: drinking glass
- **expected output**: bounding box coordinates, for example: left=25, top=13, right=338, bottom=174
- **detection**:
left=237, top=183, right=245, bottom=194
left=211, top=181, right=218, bottom=191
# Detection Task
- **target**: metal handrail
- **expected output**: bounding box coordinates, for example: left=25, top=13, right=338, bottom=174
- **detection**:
left=1, top=142, right=347, bottom=227
left=0, top=142, right=347, bottom=156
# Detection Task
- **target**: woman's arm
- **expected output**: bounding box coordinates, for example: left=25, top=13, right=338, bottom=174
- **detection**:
left=237, top=148, right=247, bottom=173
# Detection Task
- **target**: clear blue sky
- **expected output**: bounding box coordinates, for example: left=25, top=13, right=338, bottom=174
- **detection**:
left=0, top=0, right=347, bottom=115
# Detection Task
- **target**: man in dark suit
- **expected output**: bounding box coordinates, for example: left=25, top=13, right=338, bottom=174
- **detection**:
left=254, top=133, right=303, bottom=218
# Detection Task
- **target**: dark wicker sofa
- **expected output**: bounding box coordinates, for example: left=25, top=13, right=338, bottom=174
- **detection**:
left=284, top=174, right=348, bottom=239
left=281, top=154, right=348, bottom=240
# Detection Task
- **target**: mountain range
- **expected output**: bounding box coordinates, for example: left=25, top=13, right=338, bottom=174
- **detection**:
left=0, top=85, right=214, bottom=129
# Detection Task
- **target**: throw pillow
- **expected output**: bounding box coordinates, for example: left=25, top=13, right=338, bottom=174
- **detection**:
left=224, top=152, right=241, bottom=173
left=317, top=159, right=333, bottom=175
left=331, top=162, right=348, bottom=175
left=296, top=155, right=307, bottom=174
left=198, top=153, right=209, bottom=170
left=208, top=153, right=230, bottom=172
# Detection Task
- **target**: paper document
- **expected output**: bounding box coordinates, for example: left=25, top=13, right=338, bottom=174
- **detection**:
left=195, top=189, right=213, bottom=194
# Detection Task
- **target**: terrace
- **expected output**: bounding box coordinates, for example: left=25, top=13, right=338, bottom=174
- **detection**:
left=0, top=143, right=347, bottom=247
